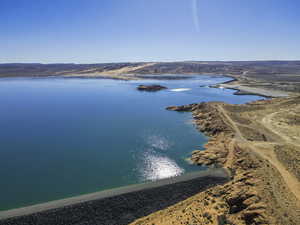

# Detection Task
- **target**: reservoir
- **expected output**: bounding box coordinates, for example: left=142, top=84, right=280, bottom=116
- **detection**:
left=0, top=75, right=262, bottom=210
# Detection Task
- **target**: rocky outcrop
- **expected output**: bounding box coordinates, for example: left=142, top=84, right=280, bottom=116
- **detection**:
left=167, top=102, right=233, bottom=135
left=191, top=137, right=229, bottom=166
left=137, top=84, right=167, bottom=92
left=166, top=103, right=197, bottom=112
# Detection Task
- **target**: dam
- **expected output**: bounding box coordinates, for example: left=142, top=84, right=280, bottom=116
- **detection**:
left=0, top=168, right=229, bottom=225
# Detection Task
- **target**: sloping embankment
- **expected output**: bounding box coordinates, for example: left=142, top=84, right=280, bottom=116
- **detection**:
left=0, top=169, right=229, bottom=225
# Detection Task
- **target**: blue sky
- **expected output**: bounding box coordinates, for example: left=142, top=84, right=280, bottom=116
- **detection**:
left=1, top=0, right=300, bottom=63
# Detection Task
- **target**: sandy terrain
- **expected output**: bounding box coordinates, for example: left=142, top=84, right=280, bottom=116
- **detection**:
left=62, top=63, right=157, bottom=80
left=131, top=96, right=300, bottom=225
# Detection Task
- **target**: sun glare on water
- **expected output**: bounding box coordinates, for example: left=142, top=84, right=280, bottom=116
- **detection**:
left=170, top=88, right=191, bottom=92
left=141, top=153, right=184, bottom=181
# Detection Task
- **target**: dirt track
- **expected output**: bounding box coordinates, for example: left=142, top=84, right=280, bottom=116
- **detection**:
left=219, top=103, right=300, bottom=201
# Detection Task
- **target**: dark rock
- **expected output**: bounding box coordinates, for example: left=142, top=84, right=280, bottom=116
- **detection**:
left=137, top=84, right=167, bottom=92
left=243, top=209, right=266, bottom=225
left=226, top=190, right=257, bottom=214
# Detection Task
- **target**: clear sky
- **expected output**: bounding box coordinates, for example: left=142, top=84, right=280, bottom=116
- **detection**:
left=1, top=0, right=300, bottom=63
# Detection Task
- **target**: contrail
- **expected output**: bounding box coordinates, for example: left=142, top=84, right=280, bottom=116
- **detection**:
left=192, top=0, right=200, bottom=32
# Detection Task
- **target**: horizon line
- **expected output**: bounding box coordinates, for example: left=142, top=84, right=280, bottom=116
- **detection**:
left=1, top=59, right=300, bottom=65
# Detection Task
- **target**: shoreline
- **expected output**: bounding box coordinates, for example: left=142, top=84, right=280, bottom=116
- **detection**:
left=135, top=96, right=300, bottom=225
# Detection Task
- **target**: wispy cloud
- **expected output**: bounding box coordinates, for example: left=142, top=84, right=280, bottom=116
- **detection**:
left=192, top=0, right=200, bottom=32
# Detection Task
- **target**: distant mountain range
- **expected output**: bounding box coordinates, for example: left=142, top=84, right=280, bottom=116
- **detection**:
left=1, top=61, right=300, bottom=93
left=0, top=61, right=299, bottom=78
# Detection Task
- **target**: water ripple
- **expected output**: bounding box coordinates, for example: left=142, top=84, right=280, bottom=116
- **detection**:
left=146, top=135, right=171, bottom=151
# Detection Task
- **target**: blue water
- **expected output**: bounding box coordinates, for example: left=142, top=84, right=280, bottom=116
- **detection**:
left=0, top=75, right=263, bottom=210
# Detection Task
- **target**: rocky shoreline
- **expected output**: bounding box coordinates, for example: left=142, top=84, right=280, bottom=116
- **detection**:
left=132, top=97, right=300, bottom=225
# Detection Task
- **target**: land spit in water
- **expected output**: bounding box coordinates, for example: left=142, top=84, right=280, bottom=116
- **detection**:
left=0, top=169, right=229, bottom=225
left=209, top=79, right=289, bottom=98
left=132, top=96, right=300, bottom=225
